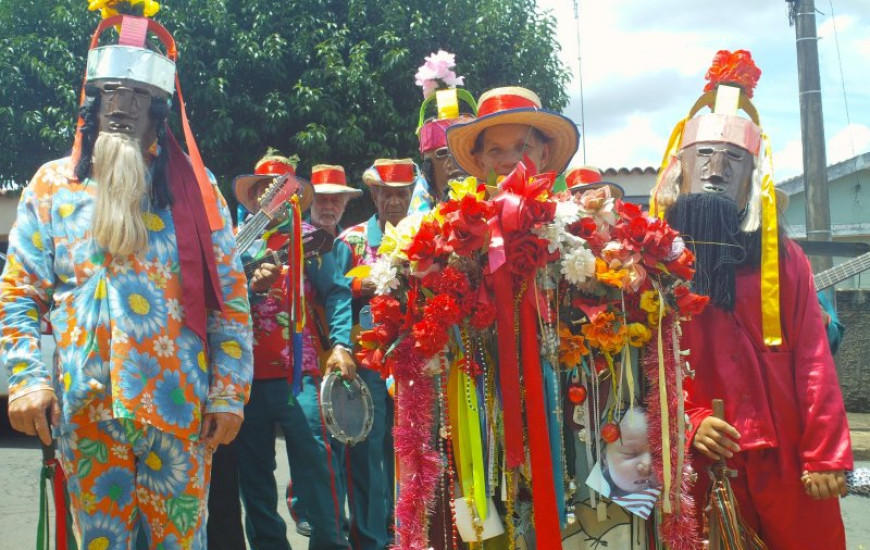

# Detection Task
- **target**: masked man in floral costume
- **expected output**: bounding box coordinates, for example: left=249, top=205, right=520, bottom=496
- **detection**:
left=333, top=159, right=417, bottom=550
left=0, top=4, right=253, bottom=549
left=651, top=50, right=852, bottom=549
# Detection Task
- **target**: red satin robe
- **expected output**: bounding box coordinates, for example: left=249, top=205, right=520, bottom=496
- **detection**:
left=683, top=239, right=852, bottom=550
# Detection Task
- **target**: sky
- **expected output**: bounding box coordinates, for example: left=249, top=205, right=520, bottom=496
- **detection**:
left=536, top=0, right=870, bottom=180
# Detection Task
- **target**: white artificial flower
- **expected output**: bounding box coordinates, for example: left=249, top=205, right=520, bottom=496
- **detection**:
left=533, top=224, right=563, bottom=254
left=370, top=258, right=400, bottom=295
left=554, top=199, right=581, bottom=227
left=561, top=247, right=597, bottom=285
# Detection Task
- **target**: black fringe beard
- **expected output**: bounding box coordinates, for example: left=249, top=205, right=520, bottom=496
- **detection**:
left=665, top=193, right=763, bottom=311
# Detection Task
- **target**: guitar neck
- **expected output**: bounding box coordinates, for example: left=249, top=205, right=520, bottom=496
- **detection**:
left=236, top=212, right=270, bottom=255
left=243, top=248, right=290, bottom=280
left=815, top=251, right=870, bottom=291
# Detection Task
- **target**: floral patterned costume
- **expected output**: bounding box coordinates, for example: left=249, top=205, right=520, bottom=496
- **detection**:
left=0, top=158, right=253, bottom=549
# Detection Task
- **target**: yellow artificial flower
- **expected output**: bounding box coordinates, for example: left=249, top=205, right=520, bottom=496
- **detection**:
left=88, top=0, right=160, bottom=19
left=595, top=258, right=629, bottom=289
left=448, top=176, right=485, bottom=201
left=639, top=289, right=660, bottom=314
left=378, top=212, right=424, bottom=262
left=626, top=323, right=652, bottom=347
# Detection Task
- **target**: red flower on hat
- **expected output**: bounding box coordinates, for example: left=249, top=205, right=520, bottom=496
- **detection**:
left=703, top=49, right=761, bottom=98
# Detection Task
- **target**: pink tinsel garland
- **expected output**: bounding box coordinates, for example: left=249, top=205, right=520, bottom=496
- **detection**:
left=643, top=315, right=700, bottom=550
left=390, top=339, right=442, bottom=550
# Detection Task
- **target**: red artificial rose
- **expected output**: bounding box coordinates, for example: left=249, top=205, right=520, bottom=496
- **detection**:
left=522, top=197, right=557, bottom=230
left=372, top=323, right=398, bottom=348
left=616, top=200, right=643, bottom=220
left=422, top=266, right=472, bottom=298
left=674, top=285, right=710, bottom=316
left=412, top=318, right=450, bottom=357
left=356, top=344, right=387, bottom=375
left=423, top=294, right=462, bottom=327
left=639, top=217, right=679, bottom=267
left=469, top=302, right=497, bottom=329
left=567, top=216, right=605, bottom=251
left=442, top=196, right=493, bottom=256
left=404, top=218, right=452, bottom=272
left=666, top=247, right=696, bottom=280
left=505, top=233, right=550, bottom=278
left=370, top=295, right=403, bottom=326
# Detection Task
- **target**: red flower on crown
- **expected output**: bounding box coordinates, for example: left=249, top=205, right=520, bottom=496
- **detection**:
left=703, top=49, right=761, bottom=98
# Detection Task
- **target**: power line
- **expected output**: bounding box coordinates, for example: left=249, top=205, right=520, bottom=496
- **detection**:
left=572, top=0, right=587, bottom=163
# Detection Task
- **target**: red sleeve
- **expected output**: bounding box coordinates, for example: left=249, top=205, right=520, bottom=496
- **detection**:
left=683, top=384, right=712, bottom=453
left=784, top=243, right=853, bottom=472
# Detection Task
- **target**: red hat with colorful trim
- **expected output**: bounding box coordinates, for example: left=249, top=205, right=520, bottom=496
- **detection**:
left=362, top=159, right=419, bottom=188
left=446, top=86, right=579, bottom=179
left=414, top=50, right=477, bottom=154
left=565, top=165, right=624, bottom=199
left=310, top=164, right=363, bottom=198
left=233, top=152, right=314, bottom=215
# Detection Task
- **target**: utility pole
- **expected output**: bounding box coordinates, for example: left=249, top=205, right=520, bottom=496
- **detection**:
left=790, top=0, right=832, bottom=273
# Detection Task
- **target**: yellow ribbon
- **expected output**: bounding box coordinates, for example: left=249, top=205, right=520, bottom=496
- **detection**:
left=657, top=289, right=672, bottom=513
left=759, top=134, right=782, bottom=346
left=449, top=359, right=488, bottom=521
left=649, top=117, right=688, bottom=219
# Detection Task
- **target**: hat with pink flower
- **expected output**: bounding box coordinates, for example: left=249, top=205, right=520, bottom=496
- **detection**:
left=415, top=50, right=477, bottom=154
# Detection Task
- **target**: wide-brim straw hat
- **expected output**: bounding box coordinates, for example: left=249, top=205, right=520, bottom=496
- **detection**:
left=446, top=86, right=579, bottom=180
left=233, top=156, right=314, bottom=215
left=362, top=158, right=419, bottom=188
left=311, top=164, right=363, bottom=197
left=565, top=166, right=625, bottom=199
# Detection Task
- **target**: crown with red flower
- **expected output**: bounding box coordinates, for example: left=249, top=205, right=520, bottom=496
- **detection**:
left=703, top=49, right=761, bottom=99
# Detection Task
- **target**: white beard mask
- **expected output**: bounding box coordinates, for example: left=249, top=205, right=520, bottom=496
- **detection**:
left=90, top=132, right=150, bottom=257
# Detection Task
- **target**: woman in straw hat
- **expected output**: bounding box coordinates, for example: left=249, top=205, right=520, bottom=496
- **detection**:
left=446, top=86, right=579, bottom=181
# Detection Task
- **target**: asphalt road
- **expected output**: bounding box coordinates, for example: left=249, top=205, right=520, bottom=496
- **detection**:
left=0, top=430, right=867, bottom=549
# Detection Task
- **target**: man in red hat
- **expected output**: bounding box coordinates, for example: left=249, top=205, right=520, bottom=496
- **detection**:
left=333, top=158, right=418, bottom=550
left=447, top=86, right=579, bottom=182
left=0, top=3, right=253, bottom=548
left=286, top=163, right=361, bottom=537
left=651, top=50, right=851, bottom=549
left=231, top=154, right=354, bottom=550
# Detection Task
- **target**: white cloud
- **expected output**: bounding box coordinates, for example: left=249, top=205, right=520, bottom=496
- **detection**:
left=828, top=124, right=870, bottom=164
left=534, top=0, right=870, bottom=176
left=818, top=15, right=855, bottom=39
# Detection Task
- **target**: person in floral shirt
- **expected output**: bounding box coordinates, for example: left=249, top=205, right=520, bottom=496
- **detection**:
left=0, top=11, right=252, bottom=550
left=232, top=155, right=354, bottom=550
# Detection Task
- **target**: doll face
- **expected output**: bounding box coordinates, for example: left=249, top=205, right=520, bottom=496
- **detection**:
left=604, top=417, right=653, bottom=493
left=678, top=141, right=754, bottom=211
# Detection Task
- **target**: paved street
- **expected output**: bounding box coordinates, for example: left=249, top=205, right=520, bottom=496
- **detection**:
left=0, top=430, right=868, bottom=549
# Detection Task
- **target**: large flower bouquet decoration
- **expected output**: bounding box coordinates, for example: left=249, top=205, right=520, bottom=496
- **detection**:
left=355, top=160, right=708, bottom=550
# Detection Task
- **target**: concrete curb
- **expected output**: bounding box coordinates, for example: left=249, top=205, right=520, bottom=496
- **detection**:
left=848, top=413, right=870, bottom=461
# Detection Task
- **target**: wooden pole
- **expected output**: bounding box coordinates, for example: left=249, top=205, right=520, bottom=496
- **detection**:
left=793, top=0, right=833, bottom=274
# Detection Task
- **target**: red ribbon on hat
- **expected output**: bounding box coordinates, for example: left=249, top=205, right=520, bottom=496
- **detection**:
left=312, top=168, right=346, bottom=186
left=256, top=160, right=295, bottom=176
left=477, top=94, right=538, bottom=117
left=375, top=163, right=415, bottom=184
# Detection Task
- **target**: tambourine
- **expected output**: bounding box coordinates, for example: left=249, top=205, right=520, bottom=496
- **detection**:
left=320, top=371, right=374, bottom=446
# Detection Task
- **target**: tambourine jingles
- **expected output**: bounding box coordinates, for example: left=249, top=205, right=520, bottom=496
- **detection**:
left=320, top=371, right=374, bottom=446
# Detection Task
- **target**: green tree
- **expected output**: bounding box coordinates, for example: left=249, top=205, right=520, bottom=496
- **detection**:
left=0, top=0, right=570, bottom=221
